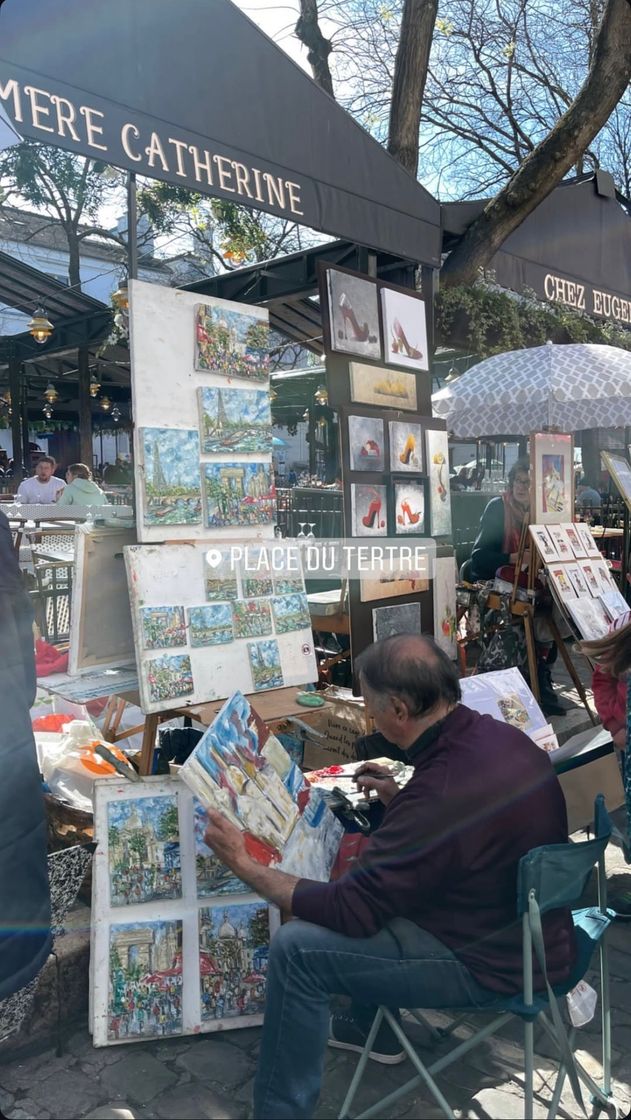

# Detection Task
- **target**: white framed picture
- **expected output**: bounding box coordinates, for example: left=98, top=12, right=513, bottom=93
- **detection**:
left=567, top=597, right=610, bottom=640
left=560, top=523, right=587, bottom=559
left=531, top=432, right=574, bottom=525
left=547, top=563, right=577, bottom=604
left=529, top=525, right=559, bottom=564
left=380, top=287, right=429, bottom=371
left=425, top=429, right=452, bottom=537
left=433, top=555, right=457, bottom=660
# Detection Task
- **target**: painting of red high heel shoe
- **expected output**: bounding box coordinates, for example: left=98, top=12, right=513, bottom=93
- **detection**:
left=394, top=481, right=426, bottom=535
left=389, top=421, right=423, bottom=472
left=380, top=287, right=429, bottom=371
left=347, top=415, right=385, bottom=471
left=351, top=484, right=387, bottom=537
left=425, top=429, right=452, bottom=537
left=325, top=268, right=381, bottom=360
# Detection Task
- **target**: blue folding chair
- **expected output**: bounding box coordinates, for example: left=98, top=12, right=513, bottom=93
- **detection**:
left=339, top=795, right=616, bottom=1120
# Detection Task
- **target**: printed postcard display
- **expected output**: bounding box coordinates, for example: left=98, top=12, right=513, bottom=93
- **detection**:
left=129, top=281, right=273, bottom=544
left=380, top=287, right=429, bottom=372
left=180, top=692, right=343, bottom=881
left=531, top=432, right=574, bottom=525
left=91, top=777, right=278, bottom=1047
left=125, top=541, right=318, bottom=714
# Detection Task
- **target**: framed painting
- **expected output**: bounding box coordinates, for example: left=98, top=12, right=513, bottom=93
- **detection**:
left=380, top=286, right=429, bottom=372
left=433, top=555, right=458, bottom=660
left=139, top=428, right=202, bottom=528
left=389, top=420, right=423, bottom=472
left=530, top=432, right=574, bottom=525
left=602, top=452, right=631, bottom=514
left=349, top=362, right=418, bottom=412
left=425, top=429, right=452, bottom=537
left=372, top=602, right=421, bottom=643
left=528, top=525, right=559, bottom=564
left=350, top=483, right=387, bottom=537
left=324, top=267, right=381, bottom=361
left=198, top=386, right=272, bottom=454
left=203, top=462, right=275, bottom=529
left=194, top=302, right=269, bottom=380
left=91, top=777, right=278, bottom=1047
left=347, top=414, right=385, bottom=472
left=392, top=478, right=426, bottom=535
left=359, top=572, right=429, bottom=602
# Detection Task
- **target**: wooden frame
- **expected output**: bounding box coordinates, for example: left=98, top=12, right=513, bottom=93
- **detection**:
left=530, top=431, right=574, bottom=525
left=69, top=524, right=136, bottom=675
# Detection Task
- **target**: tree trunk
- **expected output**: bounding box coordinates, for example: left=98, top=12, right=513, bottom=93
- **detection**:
left=295, top=0, right=334, bottom=97
left=388, top=0, right=438, bottom=175
left=66, top=228, right=82, bottom=290
left=441, top=0, right=631, bottom=288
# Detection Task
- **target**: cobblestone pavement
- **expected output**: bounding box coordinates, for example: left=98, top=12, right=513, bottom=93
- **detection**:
left=1, top=843, right=630, bottom=1120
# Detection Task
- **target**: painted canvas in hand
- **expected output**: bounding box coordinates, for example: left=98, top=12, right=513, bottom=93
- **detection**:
left=204, top=462, right=275, bottom=528
left=372, top=602, right=421, bottom=642
left=198, top=387, right=272, bottom=454
left=195, top=302, right=269, bottom=380
left=140, top=428, right=202, bottom=528
left=425, top=430, right=452, bottom=536
left=389, top=421, right=423, bottom=472
left=325, top=268, right=381, bottom=360
left=433, top=555, right=458, bottom=659
left=180, top=692, right=343, bottom=881
left=347, top=414, right=385, bottom=471
left=380, top=288, right=429, bottom=371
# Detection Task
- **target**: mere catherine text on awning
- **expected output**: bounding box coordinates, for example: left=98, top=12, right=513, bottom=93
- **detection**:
left=0, top=77, right=305, bottom=218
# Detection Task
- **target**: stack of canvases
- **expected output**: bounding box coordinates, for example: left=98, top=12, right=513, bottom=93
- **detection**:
left=124, top=280, right=318, bottom=713
left=318, top=264, right=457, bottom=658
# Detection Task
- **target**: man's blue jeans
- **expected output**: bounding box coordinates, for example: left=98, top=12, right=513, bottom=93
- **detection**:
left=253, top=918, right=503, bottom=1119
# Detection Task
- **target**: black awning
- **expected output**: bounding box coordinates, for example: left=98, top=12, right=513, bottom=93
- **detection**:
left=0, top=0, right=440, bottom=266
left=0, top=249, right=107, bottom=320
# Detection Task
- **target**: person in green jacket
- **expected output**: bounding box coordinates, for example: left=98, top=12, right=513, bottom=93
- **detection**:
left=56, top=463, right=110, bottom=506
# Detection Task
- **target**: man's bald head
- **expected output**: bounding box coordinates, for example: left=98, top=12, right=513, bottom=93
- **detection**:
left=356, top=633, right=461, bottom=720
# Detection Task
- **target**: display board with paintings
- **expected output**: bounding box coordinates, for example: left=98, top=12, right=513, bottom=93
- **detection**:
left=530, top=432, right=574, bottom=525
left=129, top=280, right=274, bottom=544
left=91, top=776, right=279, bottom=1047
left=602, top=451, right=631, bottom=514
left=529, top=522, right=625, bottom=640
left=124, top=541, right=318, bottom=713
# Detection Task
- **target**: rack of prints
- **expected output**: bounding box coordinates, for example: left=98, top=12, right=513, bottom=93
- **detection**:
left=124, top=541, right=318, bottom=714
left=460, top=668, right=559, bottom=753
left=529, top=523, right=625, bottom=639
left=179, top=692, right=343, bottom=881
left=129, top=280, right=274, bottom=544
left=91, top=777, right=279, bottom=1046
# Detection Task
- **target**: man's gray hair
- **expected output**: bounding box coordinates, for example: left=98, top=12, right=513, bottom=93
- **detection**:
left=356, top=634, right=461, bottom=717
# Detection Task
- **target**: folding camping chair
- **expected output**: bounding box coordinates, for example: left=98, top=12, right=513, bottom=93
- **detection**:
left=339, top=795, right=616, bottom=1120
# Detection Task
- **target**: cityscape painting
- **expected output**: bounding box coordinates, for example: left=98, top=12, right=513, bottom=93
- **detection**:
left=195, top=303, right=269, bottom=380
left=187, top=604, right=234, bottom=647
left=198, top=387, right=272, bottom=454
left=271, top=593, right=311, bottom=634
left=248, top=639, right=284, bottom=691
left=204, top=548, right=239, bottom=601
left=107, top=796, right=181, bottom=908
left=194, top=801, right=247, bottom=898
left=144, top=654, right=194, bottom=704
left=233, top=598, right=273, bottom=639
left=204, top=462, right=275, bottom=528
left=140, top=606, right=186, bottom=651
left=140, top=428, right=202, bottom=527
left=107, top=919, right=183, bottom=1041
left=198, top=903, right=270, bottom=1022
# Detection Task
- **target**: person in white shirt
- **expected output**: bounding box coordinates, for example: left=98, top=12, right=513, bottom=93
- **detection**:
left=16, top=457, right=66, bottom=504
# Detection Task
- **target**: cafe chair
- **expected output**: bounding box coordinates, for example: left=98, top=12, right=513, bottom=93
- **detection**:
left=338, top=795, right=616, bottom=1120
left=32, top=560, right=73, bottom=643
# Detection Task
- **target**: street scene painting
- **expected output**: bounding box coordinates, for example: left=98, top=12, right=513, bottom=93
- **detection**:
left=195, top=303, right=269, bottom=380
left=204, top=462, right=275, bottom=528
left=140, top=606, right=186, bottom=651
left=389, top=420, right=423, bottom=472
left=271, top=593, right=311, bottom=634
left=108, top=919, right=183, bottom=1041
left=204, top=548, right=239, bottom=601
left=199, top=903, right=270, bottom=1023
left=194, top=801, right=247, bottom=898
left=198, top=386, right=272, bottom=454
left=347, top=414, right=384, bottom=471
left=233, top=598, right=273, bottom=639
left=107, top=796, right=181, bottom=908
left=179, top=691, right=343, bottom=880
left=188, top=604, right=234, bottom=647
left=141, top=428, right=202, bottom=526
left=144, top=654, right=194, bottom=704
left=248, top=638, right=284, bottom=691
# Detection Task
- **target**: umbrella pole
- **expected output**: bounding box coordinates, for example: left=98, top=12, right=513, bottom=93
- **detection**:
left=623, top=507, right=630, bottom=602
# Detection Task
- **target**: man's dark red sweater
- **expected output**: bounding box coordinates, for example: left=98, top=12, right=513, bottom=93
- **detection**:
left=293, top=704, right=576, bottom=994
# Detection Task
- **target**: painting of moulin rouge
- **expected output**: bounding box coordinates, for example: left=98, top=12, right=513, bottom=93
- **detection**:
left=180, top=692, right=342, bottom=881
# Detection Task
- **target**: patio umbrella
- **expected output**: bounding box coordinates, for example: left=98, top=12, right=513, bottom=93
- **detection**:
left=432, top=342, right=631, bottom=438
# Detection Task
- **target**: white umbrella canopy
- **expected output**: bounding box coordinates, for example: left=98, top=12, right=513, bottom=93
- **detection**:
left=432, top=342, right=631, bottom=438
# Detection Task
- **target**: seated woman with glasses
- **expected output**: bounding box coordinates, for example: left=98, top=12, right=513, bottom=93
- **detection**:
left=470, top=457, right=567, bottom=718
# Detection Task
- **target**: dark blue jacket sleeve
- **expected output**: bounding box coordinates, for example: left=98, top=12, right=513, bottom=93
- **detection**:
left=470, top=497, right=509, bottom=580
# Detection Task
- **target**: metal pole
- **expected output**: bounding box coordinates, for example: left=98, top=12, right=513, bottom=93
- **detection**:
left=21, top=373, right=30, bottom=469
left=77, top=347, right=93, bottom=467
left=8, top=344, right=23, bottom=480
left=127, top=171, right=138, bottom=281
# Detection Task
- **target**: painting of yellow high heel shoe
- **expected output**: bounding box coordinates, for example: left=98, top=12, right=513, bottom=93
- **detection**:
left=389, top=421, right=423, bottom=472
left=425, top=429, right=452, bottom=537
left=380, top=287, right=429, bottom=371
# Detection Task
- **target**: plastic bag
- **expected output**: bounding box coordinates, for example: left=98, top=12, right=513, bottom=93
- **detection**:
left=46, top=719, right=131, bottom=811
left=566, top=980, right=597, bottom=1027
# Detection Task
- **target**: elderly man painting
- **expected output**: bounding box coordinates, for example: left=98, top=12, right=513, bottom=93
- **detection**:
left=205, top=635, right=576, bottom=1120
